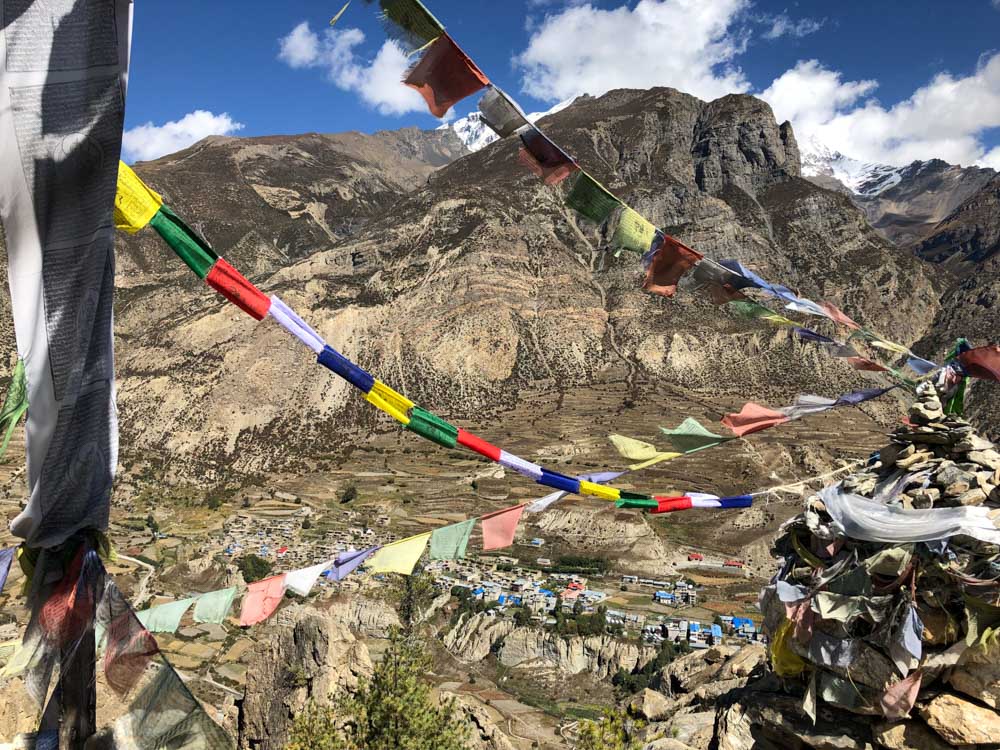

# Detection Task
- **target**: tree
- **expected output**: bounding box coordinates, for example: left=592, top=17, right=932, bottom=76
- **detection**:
left=575, top=709, right=644, bottom=750
left=238, top=553, right=273, bottom=583
left=145, top=514, right=158, bottom=535
left=513, top=607, right=532, bottom=627
left=339, top=483, right=358, bottom=504
left=285, top=629, right=470, bottom=750
left=396, top=568, right=436, bottom=632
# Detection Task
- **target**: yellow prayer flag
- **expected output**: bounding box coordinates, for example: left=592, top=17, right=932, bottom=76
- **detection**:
left=609, top=434, right=661, bottom=461
left=578, top=480, right=620, bottom=501
left=114, top=161, right=163, bottom=234
left=612, top=207, right=656, bottom=254
left=365, top=380, right=414, bottom=425
left=770, top=620, right=807, bottom=677
left=871, top=339, right=910, bottom=355
left=368, top=533, right=431, bottom=575
left=761, top=311, right=797, bottom=327
left=627, top=451, right=681, bottom=471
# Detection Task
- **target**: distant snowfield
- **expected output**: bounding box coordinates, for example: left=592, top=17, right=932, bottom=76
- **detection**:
left=800, top=136, right=903, bottom=196
left=441, top=98, right=574, bottom=153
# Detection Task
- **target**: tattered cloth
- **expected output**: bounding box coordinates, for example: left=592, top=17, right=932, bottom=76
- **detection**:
left=405, top=33, right=489, bottom=118
left=642, top=234, right=703, bottom=297
left=518, top=125, right=578, bottom=185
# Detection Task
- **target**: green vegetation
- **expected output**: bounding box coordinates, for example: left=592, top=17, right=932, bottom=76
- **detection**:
left=237, top=553, right=273, bottom=583
left=449, top=587, right=501, bottom=625
left=552, top=602, right=609, bottom=637
left=576, top=709, right=645, bottom=750
left=549, top=555, right=611, bottom=575
left=145, top=514, right=158, bottom=535
left=612, top=638, right=691, bottom=695
left=394, top=568, right=436, bottom=632
left=285, top=629, right=470, bottom=750
left=339, top=483, right=359, bottom=504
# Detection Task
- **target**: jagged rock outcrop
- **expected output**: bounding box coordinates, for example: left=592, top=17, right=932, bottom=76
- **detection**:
left=442, top=613, right=515, bottom=662
left=325, top=594, right=401, bottom=638
left=447, top=694, right=518, bottom=750
left=237, top=605, right=373, bottom=750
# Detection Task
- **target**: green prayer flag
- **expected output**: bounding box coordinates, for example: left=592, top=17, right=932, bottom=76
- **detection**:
left=407, top=407, right=459, bottom=448
left=615, top=497, right=659, bottom=509
left=430, top=519, right=475, bottom=560
left=565, top=172, right=621, bottom=225
left=377, top=0, right=445, bottom=53
left=136, top=598, right=196, bottom=634
left=149, top=206, right=219, bottom=279
left=726, top=300, right=796, bottom=326
left=193, top=588, right=238, bottom=624
left=0, top=359, right=28, bottom=460
left=660, top=417, right=727, bottom=453
left=945, top=338, right=971, bottom=416
left=611, top=206, right=657, bottom=254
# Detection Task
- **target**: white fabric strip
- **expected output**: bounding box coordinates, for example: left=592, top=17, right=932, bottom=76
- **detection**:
left=499, top=450, right=543, bottom=481
left=269, top=296, right=325, bottom=354
left=284, top=561, right=333, bottom=596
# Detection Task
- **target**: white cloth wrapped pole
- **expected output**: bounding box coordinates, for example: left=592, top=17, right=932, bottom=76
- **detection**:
left=819, top=484, right=1000, bottom=545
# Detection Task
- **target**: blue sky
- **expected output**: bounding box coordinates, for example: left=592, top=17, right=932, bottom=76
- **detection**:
left=123, top=1, right=1000, bottom=168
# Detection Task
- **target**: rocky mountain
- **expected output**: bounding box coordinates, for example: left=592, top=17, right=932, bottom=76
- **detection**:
left=442, top=98, right=573, bottom=153
left=101, top=86, right=938, bottom=485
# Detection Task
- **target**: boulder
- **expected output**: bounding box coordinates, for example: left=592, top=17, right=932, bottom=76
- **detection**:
left=716, top=694, right=876, bottom=750
left=947, top=643, right=1000, bottom=709
left=871, top=720, right=953, bottom=750
left=630, top=688, right=674, bottom=722
left=447, top=693, right=517, bottom=750
left=643, top=738, right=698, bottom=750
left=920, top=692, right=1000, bottom=746
left=664, top=709, right=715, bottom=750
left=718, top=643, right=766, bottom=679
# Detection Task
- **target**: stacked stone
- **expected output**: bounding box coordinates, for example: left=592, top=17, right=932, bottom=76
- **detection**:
left=759, top=383, right=1000, bottom=749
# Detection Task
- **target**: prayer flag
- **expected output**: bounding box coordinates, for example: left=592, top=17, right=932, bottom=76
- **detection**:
left=722, top=403, right=790, bottom=437
left=105, top=611, right=159, bottom=695
left=608, top=434, right=679, bottom=470
left=881, top=670, right=922, bottom=720
left=660, top=418, right=728, bottom=453
left=366, top=380, right=414, bottom=424
left=285, top=562, right=332, bottom=597
left=643, top=235, right=702, bottom=298
left=578, top=480, right=620, bottom=501
left=565, top=172, right=621, bottom=225
left=526, top=490, right=564, bottom=514
left=683, top=260, right=748, bottom=304
left=610, top=207, right=657, bottom=255
left=114, top=162, right=163, bottom=234
left=407, top=407, right=459, bottom=448
left=376, top=0, right=446, bottom=53
left=726, top=300, right=796, bottom=326
left=481, top=505, right=526, bottom=551
left=615, top=495, right=658, bottom=509
left=779, top=395, right=839, bottom=421
left=457, top=429, right=502, bottom=462
left=270, top=296, right=325, bottom=355
left=478, top=86, right=529, bottom=138
left=318, top=344, right=376, bottom=393
left=906, top=355, right=938, bottom=375
left=39, top=548, right=102, bottom=647
left=327, top=548, right=377, bottom=581
left=205, top=258, right=272, bottom=320
left=836, top=386, right=895, bottom=406
left=0, top=359, right=28, bottom=460
left=958, top=344, right=1000, bottom=382
left=818, top=301, right=860, bottom=330
left=239, top=575, right=287, bottom=627
left=538, top=469, right=580, bottom=494
left=148, top=206, right=219, bottom=279
left=499, top=450, right=543, bottom=481
left=405, top=33, right=489, bottom=118
left=848, top=357, right=889, bottom=373
left=0, top=547, right=14, bottom=597
left=652, top=496, right=693, bottom=513
left=368, top=534, right=431, bottom=575
left=193, top=588, right=238, bottom=624
left=430, top=519, right=476, bottom=560
left=136, top=598, right=196, bottom=634
left=330, top=1, right=352, bottom=28
left=518, top=125, right=578, bottom=185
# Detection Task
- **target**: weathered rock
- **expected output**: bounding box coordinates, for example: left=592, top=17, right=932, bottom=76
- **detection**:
left=716, top=693, right=876, bottom=750
left=643, top=739, right=697, bottom=750
left=871, top=719, right=953, bottom=750
left=718, top=643, right=767, bottom=679
left=659, top=647, right=736, bottom=695
left=947, top=642, right=1000, bottom=708
left=630, top=688, right=674, bottom=722
left=448, top=693, right=517, bottom=750
left=326, top=595, right=401, bottom=638
left=920, top=692, right=1000, bottom=746
left=664, top=709, right=715, bottom=750
left=496, top=626, right=655, bottom=680
left=443, top=613, right=516, bottom=663
left=957, top=488, right=988, bottom=506
left=968, top=449, right=1000, bottom=471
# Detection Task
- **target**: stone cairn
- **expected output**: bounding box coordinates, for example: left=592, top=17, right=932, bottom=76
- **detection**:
left=759, top=383, right=1000, bottom=748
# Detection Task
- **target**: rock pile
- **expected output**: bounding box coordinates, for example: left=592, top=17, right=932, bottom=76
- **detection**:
left=756, top=383, right=1000, bottom=749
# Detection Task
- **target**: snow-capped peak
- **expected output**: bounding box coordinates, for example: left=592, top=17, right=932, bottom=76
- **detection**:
left=441, top=97, right=574, bottom=153
left=800, top=136, right=902, bottom=196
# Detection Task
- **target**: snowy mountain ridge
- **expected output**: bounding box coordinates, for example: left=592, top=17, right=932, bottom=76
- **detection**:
left=800, top=137, right=904, bottom=196
left=441, top=97, right=574, bottom=153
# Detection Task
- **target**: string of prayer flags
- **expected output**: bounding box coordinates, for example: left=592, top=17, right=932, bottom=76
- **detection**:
left=327, top=547, right=378, bottom=581
left=518, top=125, right=579, bottom=185
left=405, top=33, right=489, bottom=118
left=478, top=86, right=530, bottom=139
left=136, top=598, right=196, bottom=634
left=608, top=434, right=680, bottom=470
left=683, top=260, right=750, bottom=305
left=430, top=518, right=476, bottom=560
left=660, top=418, right=730, bottom=453
left=192, top=587, right=238, bottom=624
left=525, top=472, right=625, bottom=514
left=269, top=296, right=325, bottom=355
left=481, top=505, right=526, bottom=551
left=722, top=402, right=790, bottom=437
left=0, top=547, right=14, bottom=597
left=368, top=533, right=431, bottom=574
left=609, top=206, right=657, bottom=255
left=456, top=429, right=502, bottom=462
left=239, top=575, right=287, bottom=627
left=366, top=380, right=414, bottom=424
left=372, top=0, right=446, bottom=54
left=643, top=234, right=703, bottom=298
left=565, top=172, right=622, bottom=225
left=147, top=206, right=219, bottom=279
left=649, top=494, right=753, bottom=514
left=114, top=161, right=164, bottom=234
left=102, top=589, right=160, bottom=695
left=206, top=259, right=272, bottom=321
left=778, top=395, right=840, bottom=421
left=285, top=562, right=331, bottom=597
left=0, top=359, right=28, bottom=460
left=957, top=344, right=1000, bottom=382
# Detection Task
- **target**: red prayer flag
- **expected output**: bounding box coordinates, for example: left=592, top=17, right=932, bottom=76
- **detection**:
left=642, top=235, right=702, bottom=297
left=239, top=574, right=287, bottom=627
left=39, top=548, right=96, bottom=646
left=481, top=504, right=526, bottom=551
left=721, top=402, right=790, bottom=437
left=457, top=429, right=502, bottom=462
left=958, top=345, right=1000, bottom=382
left=206, top=258, right=271, bottom=320
left=819, top=301, right=860, bottom=330
left=848, top=357, right=889, bottom=373
left=651, top=496, right=693, bottom=514
left=405, top=33, right=490, bottom=118
left=105, top=611, right=159, bottom=695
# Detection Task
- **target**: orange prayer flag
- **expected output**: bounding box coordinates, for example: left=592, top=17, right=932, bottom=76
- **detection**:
left=239, top=575, right=287, bottom=627
left=642, top=235, right=702, bottom=298
left=721, top=402, right=790, bottom=437
left=405, top=33, right=490, bottom=118
left=958, top=344, right=1000, bottom=382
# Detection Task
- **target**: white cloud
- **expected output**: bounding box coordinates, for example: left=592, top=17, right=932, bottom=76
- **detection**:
left=277, top=21, right=430, bottom=117
left=516, top=0, right=751, bottom=103
left=983, top=146, right=1000, bottom=169
left=762, top=12, right=824, bottom=40
left=762, top=54, right=1000, bottom=167
left=122, top=110, right=244, bottom=163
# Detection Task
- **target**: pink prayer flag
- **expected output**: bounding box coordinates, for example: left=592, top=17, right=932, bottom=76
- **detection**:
left=958, top=345, right=1000, bottom=382
left=819, top=301, right=860, bottom=330
left=784, top=598, right=815, bottom=644
left=239, top=575, right=287, bottom=627
left=881, top=670, right=922, bottom=719
left=481, top=504, right=526, bottom=551
left=721, top=403, right=790, bottom=437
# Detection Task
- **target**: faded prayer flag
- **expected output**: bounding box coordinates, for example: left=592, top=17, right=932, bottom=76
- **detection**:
left=0, top=547, right=13, bottom=597
left=376, top=0, right=446, bottom=53
left=368, top=534, right=431, bottom=575
left=518, top=125, right=578, bottom=185
left=608, top=434, right=679, bottom=470
left=405, top=33, right=489, bottom=118
left=727, top=300, right=796, bottom=327
left=848, top=357, right=889, bottom=373
left=660, top=418, right=728, bottom=453
left=881, top=670, right=922, bottom=720
left=430, top=519, right=476, bottom=560
left=478, top=86, right=529, bottom=138
left=565, top=172, right=621, bottom=225
left=643, top=234, right=702, bottom=298
left=239, top=575, right=287, bottom=627
left=136, top=598, right=196, bottom=634
left=818, top=301, right=860, bottom=330
left=481, top=505, right=526, bottom=551
left=610, top=206, right=657, bottom=255
left=721, top=403, right=790, bottom=437
left=1, top=0, right=133, bottom=548
left=683, top=260, right=748, bottom=305
left=285, top=562, right=331, bottom=597
left=105, top=610, right=159, bottom=695
left=779, top=395, right=839, bottom=421
left=958, top=344, right=1000, bottom=382
left=193, top=588, right=238, bottom=625
left=327, top=548, right=377, bottom=581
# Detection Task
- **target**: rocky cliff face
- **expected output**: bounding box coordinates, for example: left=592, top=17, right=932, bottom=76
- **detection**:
left=98, top=86, right=938, bottom=481
left=444, top=612, right=656, bottom=681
